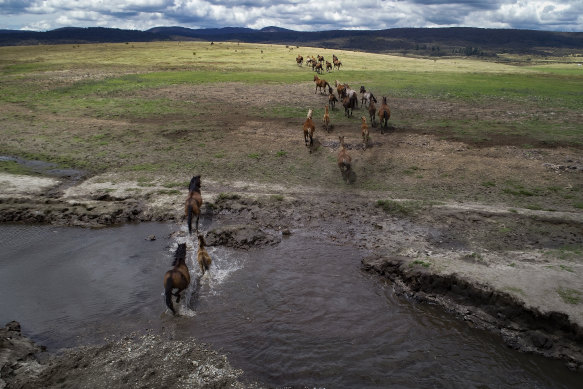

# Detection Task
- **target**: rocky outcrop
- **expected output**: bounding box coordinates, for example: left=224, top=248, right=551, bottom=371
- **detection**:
left=205, top=224, right=281, bottom=249
left=0, top=321, right=45, bottom=388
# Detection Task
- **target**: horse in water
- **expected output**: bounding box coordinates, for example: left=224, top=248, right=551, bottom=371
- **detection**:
left=197, top=234, right=212, bottom=275
left=185, top=175, right=202, bottom=234
left=164, top=243, right=191, bottom=316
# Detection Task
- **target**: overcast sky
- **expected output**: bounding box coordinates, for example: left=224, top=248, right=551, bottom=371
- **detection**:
left=1, top=0, right=581, bottom=32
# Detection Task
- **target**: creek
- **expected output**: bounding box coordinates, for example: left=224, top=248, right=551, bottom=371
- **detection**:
left=0, top=223, right=580, bottom=388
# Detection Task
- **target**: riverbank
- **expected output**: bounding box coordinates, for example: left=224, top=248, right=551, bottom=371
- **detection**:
left=1, top=170, right=582, bottom=375
left=0, top=321, right=260, bottom=389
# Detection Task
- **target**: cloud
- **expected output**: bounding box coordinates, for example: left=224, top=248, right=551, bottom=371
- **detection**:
left=0, top=0, right=581, bottom=32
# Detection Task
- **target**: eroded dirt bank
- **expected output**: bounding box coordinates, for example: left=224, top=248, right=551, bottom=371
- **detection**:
left=0, top=321, right=260, bottom=389
left=1, top=169, right=583, bottom=383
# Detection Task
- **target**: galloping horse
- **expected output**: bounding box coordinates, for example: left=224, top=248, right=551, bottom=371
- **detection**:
left=296, top=55, right=303, bottom=66
left=359, top=86, right=377, bottom=108
left=197, top=234, right=212, bottom=275
left=378, top=96, right=391, bottom=133
left=323, top=105, right=330, bottom=132
left=185, top=175, right=203, bottom=234
left=303, top=109, right=316, bottom=147
left=361, top=116, right=369, bottom=150
left=337, top=136, right=352, bottom=183
left=164, top=243, right=191, bottom=315
left=313, top=75, right=330, bottom=94
left=368, top=99, right=377, bottom=127
left=342, top=93, right=357, bottom=118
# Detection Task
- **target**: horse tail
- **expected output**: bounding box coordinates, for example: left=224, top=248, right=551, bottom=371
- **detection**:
left=187, top=205, right=193, bottom=235
left=164, top=278, right=176, bottom=315
left=371, top=93, right=377, bottom=103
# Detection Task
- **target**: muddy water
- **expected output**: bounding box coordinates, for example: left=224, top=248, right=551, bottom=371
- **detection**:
left=0, top=224, right=580, bottom=388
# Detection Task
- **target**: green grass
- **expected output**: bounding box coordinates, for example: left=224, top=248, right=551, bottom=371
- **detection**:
left=376, top=199, right=424, bottom=216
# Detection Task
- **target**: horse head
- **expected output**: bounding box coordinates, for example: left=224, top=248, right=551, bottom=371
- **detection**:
left=189, top=175, right=201, bottom=192
left=172, top=243, right=187, bottom=266
left=360, top=86, right=366, bottom=93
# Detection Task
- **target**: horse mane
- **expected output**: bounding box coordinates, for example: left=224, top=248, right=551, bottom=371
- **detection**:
left=172, top=243, right=187, bottom=266
left=188, top=175, right=201, bottom=193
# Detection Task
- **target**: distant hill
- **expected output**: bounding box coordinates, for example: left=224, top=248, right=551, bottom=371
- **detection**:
left=1, top=26, right=582, bottom=57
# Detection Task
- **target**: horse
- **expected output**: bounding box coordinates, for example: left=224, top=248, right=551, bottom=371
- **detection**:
left=361, top=116, right=369, bottom=150
left=163, top=243, right=191, bottom=316
left=328, top=89, right=338, bottom=109
left=314, top=62, right=323, bottom=74
left=317, top=55, right=325, bottom=64
left=313, top=75, right=330, bottom=94
left=359, top=86, right=377, bottom=108
left=185, top=175, right=203, bottom=234
left=197, top=234, right=212, bottom=275
left=342, top=93, right=357, bottom=118
left=296, top=55, right=303, bottom=66
left=368, top=99, right=377, bottom=127
left=303, top=109, right=315, bottom=147
left=335, top=80, right=348, bottom=97
left=333, top=59, right=342, bottom=70
left=325, top=61, right=333, bottom=72
left=337, top=136, right=352, bottom=183
left=378, top=96, right=391, bottom=133
left=323, top=105, right=330, bottom=132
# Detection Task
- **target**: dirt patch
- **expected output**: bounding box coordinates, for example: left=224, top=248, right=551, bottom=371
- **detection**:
left=1, top=322, right=261, bottom=389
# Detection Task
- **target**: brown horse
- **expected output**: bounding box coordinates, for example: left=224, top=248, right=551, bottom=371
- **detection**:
left=185, top=175, right=202, bottom=234
left=378, top=96, right=391, bottom=133
left=326, top=61, right=333, bottom=72
left=328, top=89, right=338, bottom=109
left=164, top=243, right=191, bottom=315
left=368, top=99, right=377, bottom=127
left=303, top=109, right=316, bottom=147
left=342, top=93, right=357, bottom=118
left=296, top=55, right=303, bottom=66
left=197, top=235, right=212, bottom=275
left=337, top=136, right=352, bottom=183
left=323, top=105, right=330, bottom=132
left=361, top=116, right=369, bottom=150
left=313, top=75, right=330, bottom=94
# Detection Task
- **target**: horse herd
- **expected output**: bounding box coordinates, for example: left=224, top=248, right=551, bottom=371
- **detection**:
left=305, top=73, right=392, bottom=183
left=163, top=175, right=210, bottom=315
left=296, top=53, right=342, bottom=73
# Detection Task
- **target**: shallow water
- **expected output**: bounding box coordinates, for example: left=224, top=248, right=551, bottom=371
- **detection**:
left=0, top=223, right=580, bottom=388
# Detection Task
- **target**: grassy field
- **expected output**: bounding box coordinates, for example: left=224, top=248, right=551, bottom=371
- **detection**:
left=1, top=41, right=582, bottom=210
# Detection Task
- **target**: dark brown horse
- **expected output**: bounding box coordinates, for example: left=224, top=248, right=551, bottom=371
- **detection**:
left=337, top=136, right=352, bottom=183
left=185, top=175, right=202, bottom=234
left=164, top=243, right=191, bottom=315
left=378, top=96, right=391, bottom=133
left=303, top=109, right=315, bottom=147
left=342, top=93, right=357, bottom=118
left=197, top=235, right=212, bottom=275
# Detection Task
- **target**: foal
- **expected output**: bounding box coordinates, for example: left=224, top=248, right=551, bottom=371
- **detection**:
left=197, top=234, right=212, bottom=275
left=164, top=243, right=191, bottom=315
left=323, top=105, right=330, bottom=132
left=185, top=175, right=203, bottom=234
left=361, top=116, right=369, bottom=150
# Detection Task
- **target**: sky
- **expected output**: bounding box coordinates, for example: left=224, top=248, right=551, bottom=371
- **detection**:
left=0, top=0, right=581, bottom=32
